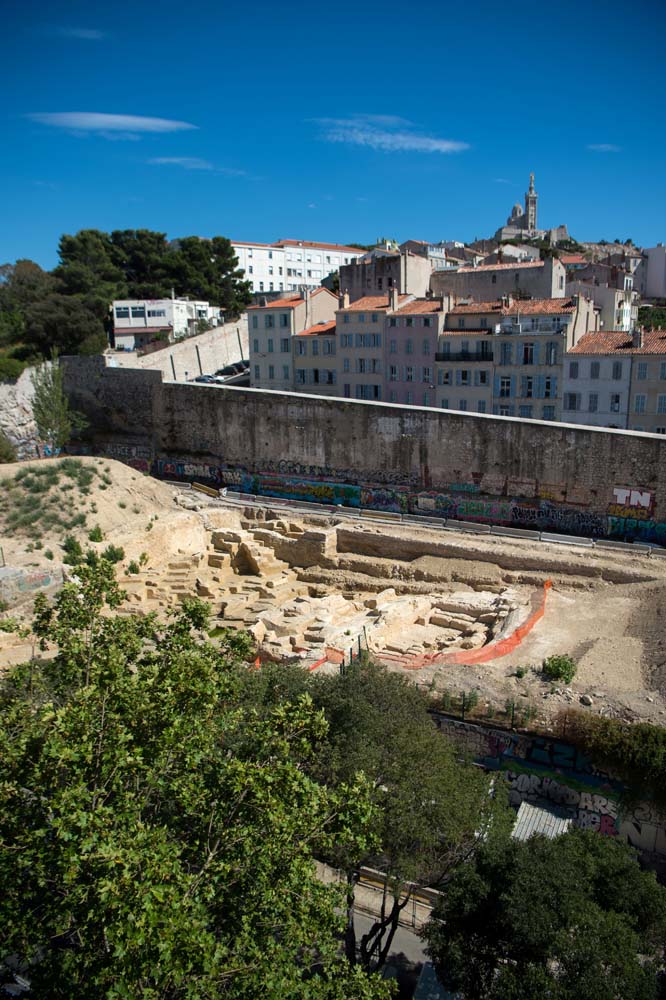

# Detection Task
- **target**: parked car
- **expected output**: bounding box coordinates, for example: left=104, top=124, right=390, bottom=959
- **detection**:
left=215, top=362, right=249, bottom=378
left=192, top=374, right=217, bottom=383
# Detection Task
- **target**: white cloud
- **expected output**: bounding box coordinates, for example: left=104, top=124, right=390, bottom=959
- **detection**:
left=28, top=112, right=197, bottom=138
left=587, top=143, right=621, bottom=153
left=149, top=157, right=246, bottom=176
left=314, top=116, right=468, bottom=154
left=149, top=157, right=214, bottom=171
left=56, top=27, right=106, bottom=40
left=494, top=177, right=511, bottom=184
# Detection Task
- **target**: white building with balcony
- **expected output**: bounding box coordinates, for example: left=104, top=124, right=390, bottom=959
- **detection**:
left=112, top=297, right=222, bottom=351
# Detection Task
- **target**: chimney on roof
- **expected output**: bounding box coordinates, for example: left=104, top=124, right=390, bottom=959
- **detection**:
left=389, top=286, right=399, bottom=311
left=633, top=326, right=645, bottom=349
left=339, top=290, right=350, bottom=309
left=304, top=286, right=311, bottom=331
left=259, top=296, right=268, bottom=307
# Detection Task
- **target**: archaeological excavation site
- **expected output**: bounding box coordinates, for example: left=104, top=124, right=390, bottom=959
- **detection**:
left=2, top=457, right=666, bottom=725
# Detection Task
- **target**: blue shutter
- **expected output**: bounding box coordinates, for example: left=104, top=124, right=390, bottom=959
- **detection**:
left=520, top=375, right=527, bottom=397
left=474, top=370, right=480, bottom=387
left=493, top=375, right=501, bottom=396
left=456, top=370, right=462, bottom=386
left=533, top=342, right=540, bottom=365
left=551, top=375, right=558, bottom=398
left=510, top=375, right=516, bottom=397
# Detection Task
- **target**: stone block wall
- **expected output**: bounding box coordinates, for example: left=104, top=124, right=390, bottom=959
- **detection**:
left=62, top=357, right=666, bottom=544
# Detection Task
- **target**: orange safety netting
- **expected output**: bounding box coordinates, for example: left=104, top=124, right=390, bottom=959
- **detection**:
left=267, top=581, right=552, bottom=674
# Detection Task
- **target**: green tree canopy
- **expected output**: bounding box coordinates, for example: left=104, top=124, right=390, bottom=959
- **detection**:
left=24, top=293, right=107, bottom=356
left=240, top=661, right=512, bottom=973
left=423, top=829, right=666, bottom=1000
left=0, top=560, right=389, bottom=1000
left=54, top=229, right=252, bottom=317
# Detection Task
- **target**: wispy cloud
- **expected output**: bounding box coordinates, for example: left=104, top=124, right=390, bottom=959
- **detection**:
left=313, top=115, right=469, bottom=154
left=494, top=177, right=511, bottom=184
left=28, top=112, right=197, bottom=139
left=587, top=143, right=621, bottom=153
left=56, top=27, right=106, bottom=40
left=149, top=157, right=214, bottom=171
left=148, top=157, right=245, bottom=176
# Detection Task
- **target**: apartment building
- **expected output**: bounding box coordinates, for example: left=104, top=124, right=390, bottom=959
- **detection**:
left=384, top=297, right=446, bottom=407
left=435, top=295, right=598, bottom=420
left=248, top=288, right=337, bottom=391
left=231, top=239, right=365, bottom=295
left=292, top=321, right=338, bottom=395
left=567, top=263, right=638, bottom=332
left=431, top=256, right=567, bottom=302
left=339, top=250, right=432, bottom=303
left=635, top=245, right=666, bottom=299
left=565, top=328, right=666, bottom=433
left=112, top=297, right=223, bottom=350
left=336, top=293, right=406, bottom=401
left=561, top=333, right=632, bottom=428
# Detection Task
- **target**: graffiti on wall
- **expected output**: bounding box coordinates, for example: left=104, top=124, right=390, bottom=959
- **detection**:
left=608, top=485, right=655, bottom=522
left=0, top=567, right=62, bottom=607
left=97, top=446, right=665, bottom=545
left=433, top=716, right=666, bottom=858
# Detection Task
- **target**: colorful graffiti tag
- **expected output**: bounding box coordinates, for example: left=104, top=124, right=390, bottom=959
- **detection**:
left=96, top=446, right=666, bottom=545
left=433, top=717, right=666, bottom=858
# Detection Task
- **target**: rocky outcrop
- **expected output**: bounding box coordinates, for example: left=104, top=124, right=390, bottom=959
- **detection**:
left=0, top=368, right=38, bottom=459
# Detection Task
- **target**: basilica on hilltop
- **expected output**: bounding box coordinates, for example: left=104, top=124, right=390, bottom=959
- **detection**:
left=494, top=173, right=569, bottom=244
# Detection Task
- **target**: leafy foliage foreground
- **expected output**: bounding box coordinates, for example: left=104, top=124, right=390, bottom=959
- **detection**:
left=0, top=559, right=388, bottom=1000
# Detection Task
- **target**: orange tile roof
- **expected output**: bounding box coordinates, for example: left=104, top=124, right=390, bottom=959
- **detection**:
left=295, top=321, right=336, bottom=337
left=450, top=298, right=576, bottom=315
left=569, top=329, right=666, bottom=355
left=457, top=260, right=546, bottom=273
left=560, top=254, right=587, bottom=264
left=246, top=296, right=303, bottom=310
left=275, top=239, right=365, bottom=254
left=395, top=298, right=444, bottom=315
left=246, top=288, right=335, bottom=311
left=338, top=295, right=411, bottom=312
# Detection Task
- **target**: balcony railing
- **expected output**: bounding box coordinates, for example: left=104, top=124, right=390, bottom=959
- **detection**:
left=435, top=350, right=494, bottom=363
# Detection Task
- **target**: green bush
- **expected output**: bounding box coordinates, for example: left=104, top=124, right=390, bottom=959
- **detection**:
left=126, top=560, right=140, bottom=575
left=44, top=549, right=54, bottom=560
left=542, top=654, right=576, bottom=685
left=62, top=535, right=84, bottom=565
left=88, top=525, right=104, bottom=542
left=0, top=431, right=17, bottom=463
left=0, top=356, right=25, bottom=382
left=102, top=544, right=125, bottom=564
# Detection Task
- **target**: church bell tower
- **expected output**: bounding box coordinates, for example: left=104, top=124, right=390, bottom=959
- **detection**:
left=525, top=172, right=538, bottom=232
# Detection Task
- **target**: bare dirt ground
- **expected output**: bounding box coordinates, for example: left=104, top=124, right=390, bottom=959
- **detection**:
left=2, top=457, right=666, bottom=727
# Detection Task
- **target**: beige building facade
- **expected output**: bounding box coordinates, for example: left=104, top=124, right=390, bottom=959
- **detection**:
left=339, top=250, right=432, bottom=303
left=248, top=288, right=337, bottom=391
left=292, top=321, right=338, bottom=395
left=431, top=256, right=567, bottom=302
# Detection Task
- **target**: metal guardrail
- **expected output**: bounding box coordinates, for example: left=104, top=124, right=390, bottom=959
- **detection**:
left=178, top=485, right=664, bottom=558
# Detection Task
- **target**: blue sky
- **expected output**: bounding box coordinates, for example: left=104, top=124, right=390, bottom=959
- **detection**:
left=2, top=0, right=664, bottom=269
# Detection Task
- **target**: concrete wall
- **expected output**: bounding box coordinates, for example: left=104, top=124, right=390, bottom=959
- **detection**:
left=108, top=318, right=249, bottom=382
left=62, top=357, right=666, bottom=545
left=433, top=716, right=666, bottom=863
